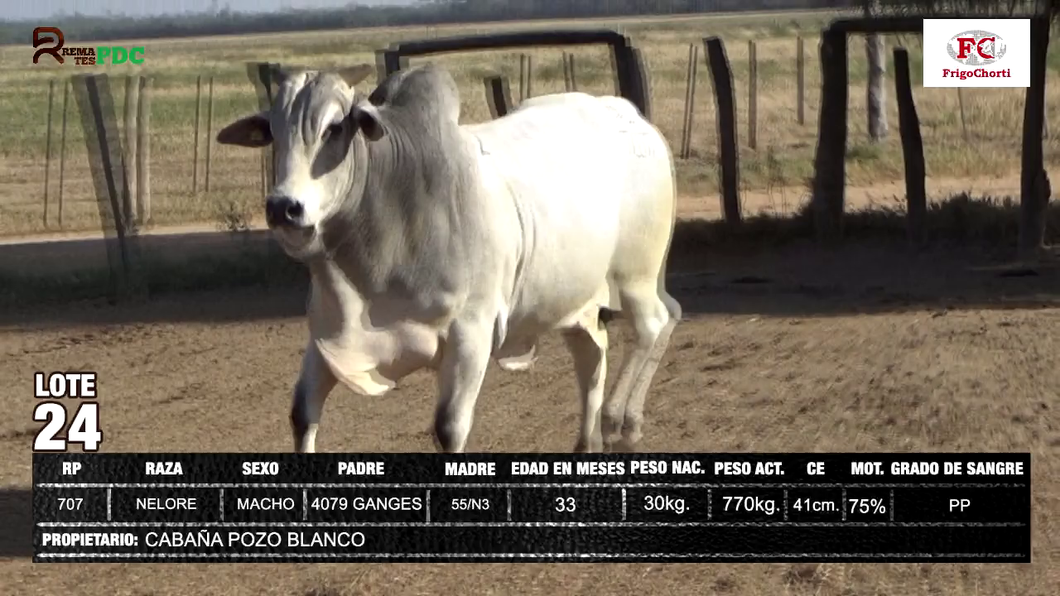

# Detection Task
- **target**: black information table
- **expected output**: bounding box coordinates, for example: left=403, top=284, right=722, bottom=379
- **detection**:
left=32, top=452, right=1031, bottom=563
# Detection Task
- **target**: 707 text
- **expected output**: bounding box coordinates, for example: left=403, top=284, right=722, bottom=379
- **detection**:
left=57, top=497, right=83, bottom=510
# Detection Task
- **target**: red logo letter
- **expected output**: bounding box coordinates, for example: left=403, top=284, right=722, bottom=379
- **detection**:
left=32, top=27, right=65, bottom=65
left=976, top=36, right=995, bottom=60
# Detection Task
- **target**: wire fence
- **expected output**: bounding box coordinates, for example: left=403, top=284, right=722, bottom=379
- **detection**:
left=8, top=30, right=825, bottom=236
left=0, top=21, right=1051, bottom=283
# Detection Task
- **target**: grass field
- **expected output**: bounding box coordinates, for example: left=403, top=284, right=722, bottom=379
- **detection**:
left=2, top=9, right=1060, bottom=237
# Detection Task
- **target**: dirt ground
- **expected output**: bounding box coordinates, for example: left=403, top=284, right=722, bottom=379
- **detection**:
left=0, top=235, right=1058, bottom=595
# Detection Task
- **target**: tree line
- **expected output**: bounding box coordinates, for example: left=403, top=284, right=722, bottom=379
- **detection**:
left=1, top=0, right=858, bottom=45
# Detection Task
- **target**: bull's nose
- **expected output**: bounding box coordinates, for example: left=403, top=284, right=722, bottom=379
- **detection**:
left=265, top=196, right=305, bottom=228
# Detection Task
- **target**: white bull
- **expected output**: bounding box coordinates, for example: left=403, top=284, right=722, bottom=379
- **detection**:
left=216, top=63, right=681, bottom=453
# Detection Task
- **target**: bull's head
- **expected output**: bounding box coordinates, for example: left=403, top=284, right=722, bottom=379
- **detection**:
left=216, top=63, right=383, bottom=258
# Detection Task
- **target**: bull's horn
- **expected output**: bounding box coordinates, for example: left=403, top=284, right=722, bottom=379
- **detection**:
left=337, top=63, right=374, bottom=88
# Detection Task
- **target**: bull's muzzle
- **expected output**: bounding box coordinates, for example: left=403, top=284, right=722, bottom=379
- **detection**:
left=265, top=195, right=305, bottom=228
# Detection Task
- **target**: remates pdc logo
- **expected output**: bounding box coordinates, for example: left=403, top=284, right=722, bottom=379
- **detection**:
left=947, top=30, right=1007, bottom=66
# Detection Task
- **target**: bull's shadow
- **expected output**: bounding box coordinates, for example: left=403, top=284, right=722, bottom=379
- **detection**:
left=666, top=236, right=1060, bottom=320
left=1, top=215, right=1059, bottom=329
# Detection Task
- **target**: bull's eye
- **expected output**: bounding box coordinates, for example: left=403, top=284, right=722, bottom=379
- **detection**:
left=323, top=123, right=343, bottom=142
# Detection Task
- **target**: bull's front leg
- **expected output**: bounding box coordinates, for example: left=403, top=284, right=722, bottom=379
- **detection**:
left=434, top=318, right=493, bottom=453
left=291, top=341, right=338, bottom=453
left=563, top=306, right=609, bottom=453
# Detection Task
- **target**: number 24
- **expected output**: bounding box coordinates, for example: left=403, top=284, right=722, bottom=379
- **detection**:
left=33, top=402, right=103, bottom=452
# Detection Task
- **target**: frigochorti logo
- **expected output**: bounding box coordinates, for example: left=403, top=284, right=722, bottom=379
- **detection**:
left=942, top=29, right=1011, bottom=82
left=32, top=26, right=145, bottom=66
left=922, top=18, right=1028, bottom=88
left=947, top=30, right=1007, bottom=66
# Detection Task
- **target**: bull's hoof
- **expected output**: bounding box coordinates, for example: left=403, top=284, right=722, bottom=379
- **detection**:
left=601, top=412, right=623, bottom=444
left=622, top=416, right=643, bottom=446
left=604, top=437, right=639, bottom=453
left=574, top=435, right=604, bottom=454
left=497, top=359, right=535, bottom=372
left=598, top=307, right=619, bottom=326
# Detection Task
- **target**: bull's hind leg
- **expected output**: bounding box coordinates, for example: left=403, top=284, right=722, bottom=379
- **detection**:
left=602, top=284, right=680, bottom=450
left=562, top=311, right=609, bottom=453
left=621, top=292, right=681, bottom=445
left=290, top=341, right=338, bottom=453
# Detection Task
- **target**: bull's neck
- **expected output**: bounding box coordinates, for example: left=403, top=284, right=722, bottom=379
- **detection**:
left=314, top=132, right=371, bottom=254
left=310, top=124, right=449, bottom=298
left=362, top=123, right=423, bottom=199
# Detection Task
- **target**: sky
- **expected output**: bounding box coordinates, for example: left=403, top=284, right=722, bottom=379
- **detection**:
left=8, top=0, right=418, bottom=21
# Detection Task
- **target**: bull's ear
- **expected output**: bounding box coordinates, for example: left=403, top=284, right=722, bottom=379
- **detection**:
left=216, top=113, right=272, bottom=148
left=337, top=63, right=374, bottom=88
left=351, top=103, right=385, bottom=142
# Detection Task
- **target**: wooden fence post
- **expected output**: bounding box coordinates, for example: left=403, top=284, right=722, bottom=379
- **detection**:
left=123, top=74, right=140, bottom=229
left=193, top=75, right=202, bottom=194
left=1019, top=16, right=1051, bottom=256
left=205, top=76, right=214, bottom=193
left=748, top=39, right=758, bottom=150
left=957, top=88, right=969, bottom=142
left=562, top=52, right=578, bottom=92
left=810, top=29, right=849, bottom=243
left=524, top=55, right=533, bottom=99
left=613, top=43, right=653, bottom=122
left=893, top=48, right=926, bottom=248
left=483, top=75, right=514, bottom=119
left=58, top=79, right=69, bottom=228
left=567, top=53, right=577, bottom=92
left=43, top=79, right=55, bottom=228
left=261, top=154, right=268, bottom=196
left=866, top=30, right=888, bottom=142
left=74, top=74, right=135, bottom=300
left=519, top=54, right=527, bottom=102
left=563, top=52, right=572, bottom=91
left=136, top=76, right=151, bottom=225
left=797, top=35, right=805, bottom=125
left=703, top=36, right=742, bottom=226
left=680, top=43, right=700, bottom=160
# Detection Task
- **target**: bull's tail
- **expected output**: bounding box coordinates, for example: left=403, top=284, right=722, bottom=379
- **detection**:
left=656, top=125, right=683, bottom=325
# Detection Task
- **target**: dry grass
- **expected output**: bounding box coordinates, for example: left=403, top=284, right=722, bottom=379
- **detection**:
left=0, top=10, right=1057, bottom=238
